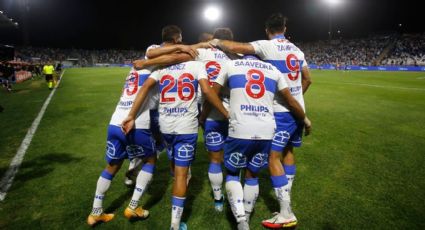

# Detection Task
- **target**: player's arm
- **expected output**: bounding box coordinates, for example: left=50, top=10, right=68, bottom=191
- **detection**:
left=199, top=81, right=223, bottom=125
left=121, top=78, right=156, bottom=134
left=133, top=53, right=193, bottom=70
left=146, top=44, right=198, bottom=59
left=279, top=88, right=312, bottom=135
left=199, top=79, right=229, bottom=119
left=210, top=39, right=256, bottom=55
left=301, top=66, right=312, bottom=94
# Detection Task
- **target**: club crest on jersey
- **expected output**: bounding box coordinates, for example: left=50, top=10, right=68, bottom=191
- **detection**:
left=228, top=152, right=247, bottom=168
left=177, top=144, right=195, bottom=160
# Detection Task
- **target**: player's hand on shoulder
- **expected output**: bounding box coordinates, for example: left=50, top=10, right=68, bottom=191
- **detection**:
left=178, top=45, right=198, bottom=59
left=209, top=39, right=220, bottom=48
left=303, top=116, right=312, bottom=136
left=121, top=116, right=135, bottom=135
left=133, top=59, right=146, bottom=70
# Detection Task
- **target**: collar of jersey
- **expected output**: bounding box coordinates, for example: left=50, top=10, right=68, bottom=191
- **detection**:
left=271, top=34, right=286, bottom=40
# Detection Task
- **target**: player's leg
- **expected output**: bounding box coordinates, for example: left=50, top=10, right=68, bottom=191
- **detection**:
left=124, top=157, right=143, bottom=186
left=244, top=140, right=269, bottom=223
left=87, top=125, right=127, bottom=226
left=224, top=137, right=250, bottom=230
left=169, top=134, right=197, bottom=230
left=125, top=129, right=157, bottom=220
left=262, top=113, right=298, bottom=229
left=204, top=120, right=228, bottom=211
left=281, top=122, right=303, bottom=194
left=281, top=146, right=296, bottom=194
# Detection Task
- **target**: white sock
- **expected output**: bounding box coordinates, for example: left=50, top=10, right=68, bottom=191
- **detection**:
left=129, top=163, right=154, bottom=209
left=225, top=176, right=246, bottom=223
left=171, top=196, right=186, bottom=229
left=91, top=170, right=113, bottom=215
left=283, top=164, right=296, bottom=194
left=243, top=178, right=259, bottom=221
left=274, top=184, right=293, bottom=218
left=128, top=158, right=142, bottom=172
left=208, top=163, right=223, bottom=200
left=286, top=174, right=295, bottom=194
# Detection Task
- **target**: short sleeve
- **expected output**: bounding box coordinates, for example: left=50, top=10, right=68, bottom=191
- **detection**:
left=195, top=48, right=207, bottom=61
left=249, top=40, right=269, bottom=59
left=145, top=44, right=160, bottom=59
left=196, top=61, right=208, bottom=81
left=214, top=62, right=228, bottom=86
left=276, top=72, right=288, bottom=91
left=148, top=69, right=161, bottom=82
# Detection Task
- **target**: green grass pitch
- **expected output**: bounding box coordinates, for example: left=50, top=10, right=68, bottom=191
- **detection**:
left=0, top=68, right=424, bottom=229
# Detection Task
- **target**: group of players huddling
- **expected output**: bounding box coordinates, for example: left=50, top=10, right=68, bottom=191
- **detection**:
left=87, top=13, right=312, bottom=230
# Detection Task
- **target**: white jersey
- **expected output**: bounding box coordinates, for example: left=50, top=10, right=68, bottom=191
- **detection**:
left=110, top=68, right=152, bottom=129
left=196, top=48, right=231, bottom=121
left=215, top=59, right=288, bottom=140
left=149, top=61, right=208, bottom=134
left=250, top=35, right=308, bottom=113
left=144, top=44, right=162, bottom=110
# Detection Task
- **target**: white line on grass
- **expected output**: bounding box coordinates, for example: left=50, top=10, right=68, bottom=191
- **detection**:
left=0, top=70, right=65, bottom=201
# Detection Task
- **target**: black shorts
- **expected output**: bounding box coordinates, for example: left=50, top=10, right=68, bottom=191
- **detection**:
left=45, top=74, right=53, bottom=81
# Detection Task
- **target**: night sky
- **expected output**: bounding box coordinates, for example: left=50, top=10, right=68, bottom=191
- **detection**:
left=0, top=0, right=423, bottom=50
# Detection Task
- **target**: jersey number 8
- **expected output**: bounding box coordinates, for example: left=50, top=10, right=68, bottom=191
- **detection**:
left=245, top=69, right=265, bottom=99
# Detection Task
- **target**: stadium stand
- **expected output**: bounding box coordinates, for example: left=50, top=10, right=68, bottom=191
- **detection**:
left=9, top=33, right=425, bottom=68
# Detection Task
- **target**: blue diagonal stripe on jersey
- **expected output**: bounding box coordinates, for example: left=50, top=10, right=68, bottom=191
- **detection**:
left=228, top=74, right=277, bottom=93
left=138, top=74, right=150, bottom=86
left=265, top=60, right=304, bottom=74
left=159, top=78, right=199, bottom=93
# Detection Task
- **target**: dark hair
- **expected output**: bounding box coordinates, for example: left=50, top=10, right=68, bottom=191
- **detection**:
left=162, top=25, right=182, bottom=42
left=198, top=32, right=213, bottom=42
left=265, top=13, right=287, bottom=34
left=213, top=28, right=234, bottom=40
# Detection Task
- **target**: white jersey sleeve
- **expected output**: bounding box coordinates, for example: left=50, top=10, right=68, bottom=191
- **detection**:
left=249, top=40, right=273, bottom=60
left=276, top=71, right=288, bottom=91
left=144, top=44, right=161, bottom=59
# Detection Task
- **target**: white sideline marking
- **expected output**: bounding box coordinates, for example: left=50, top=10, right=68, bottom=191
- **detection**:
left=323, top=81, right=425, bottom=91
left=417, top=77, right=425, bottom=80
left=0, top=71, right=65, bottom=201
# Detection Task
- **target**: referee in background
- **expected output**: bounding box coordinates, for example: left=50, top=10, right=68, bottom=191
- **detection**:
left=43, top=61, right=55, bottom=90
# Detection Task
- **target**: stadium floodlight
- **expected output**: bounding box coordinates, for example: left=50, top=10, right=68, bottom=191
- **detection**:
left=325, top=0, right=343, bottom=8
left=204, top=5, right=221, bottom=22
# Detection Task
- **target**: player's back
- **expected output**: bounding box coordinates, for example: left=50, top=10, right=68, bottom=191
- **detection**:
left=251, top=37, right=307, bottom=112
left=221, top=58, right=286, bottom=140
left=196, top=48, right=231, bottom=120
left=151, top=61, right=206, bottom=134
left=110, top=68, right=152, bottom=129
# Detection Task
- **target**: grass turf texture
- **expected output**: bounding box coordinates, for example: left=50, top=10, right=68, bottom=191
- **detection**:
left=0, top=68, right=424, bottom=229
